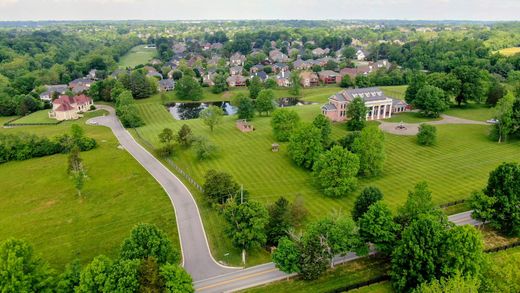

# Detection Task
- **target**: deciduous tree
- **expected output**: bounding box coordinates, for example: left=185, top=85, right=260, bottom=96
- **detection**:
left=346, top=97, right=367, bottom=131
left=255, top=89, right=276, bottom=116
left=351, top=126, right=385, bottom=177
left=358, top=201, right=399, bottom=255
left=417, top=124, right=437, bottom=146
left=288, top=124, right=323, bottom=169
left=203, top=169, right=240, bottom=204
left=199, top=105, right=224, bottom=132
left=271, top=108, right=300, bottom=142
left=159, top=263, right=194, bottom=293
left=352, top=186, right=384, bottom=221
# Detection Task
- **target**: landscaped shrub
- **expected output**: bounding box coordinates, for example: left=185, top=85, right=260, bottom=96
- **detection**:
left=417, top=124, right=437, bottom=146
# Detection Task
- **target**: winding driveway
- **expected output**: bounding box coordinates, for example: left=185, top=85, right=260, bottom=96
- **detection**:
left=87, top=105, right=240, bottom=281
left=378, top=114, right=489, bottom=135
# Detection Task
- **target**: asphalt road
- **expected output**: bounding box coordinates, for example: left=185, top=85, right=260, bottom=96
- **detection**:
left=88, top=106, right=482, bottom=292
left=87, top=106, right=240, bottom=281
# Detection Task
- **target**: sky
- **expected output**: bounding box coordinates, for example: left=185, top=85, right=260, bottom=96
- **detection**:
left=0, top=0, right=519, bottom=21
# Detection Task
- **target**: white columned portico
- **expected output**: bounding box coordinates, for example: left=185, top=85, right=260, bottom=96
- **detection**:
left=371, top=106, right=375, bottom=120
left=376, top=105, right=380, bottom=119
left=382, top=104, right=386, bottom=119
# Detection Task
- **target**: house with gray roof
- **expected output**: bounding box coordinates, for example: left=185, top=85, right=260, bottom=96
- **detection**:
left=39, top=84, right=68, bottom=101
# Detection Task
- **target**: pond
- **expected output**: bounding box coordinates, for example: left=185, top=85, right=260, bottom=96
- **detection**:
left=168, top=98, right=315, bottom=120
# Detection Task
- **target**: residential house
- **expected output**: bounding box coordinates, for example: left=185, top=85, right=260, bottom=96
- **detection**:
left=69, top=78, right=94, bottom=94
left=173, top=43, right=187, bottom=54
left=299, top=71, right=319, bottom=87
left=203, top=71, right=217, bottom=86
left=150, top=59, right=163, bottom=66
left=230, top=52, right=246, bottom=66
left=269, top=50, right=289, bottom=63
left=87, top=69, right=98, bottom=80
left=272, top=63, right=289, bottom=73
left=226, top=75, right=247, bottom=87
left=318, top=70, right=341, bottom=84
left=202, top=42, right=212, bottom=51
left=211, top=43, right=223, bottom=50
left=321, top=87, right=407, bottom=122
left=293, top=59, right=312, bottom=71
left=312, top=48, right=330, bottom=57
left=276, top=71, right=292, bottom=87
left=356, top=49, right=367, bottom=61
left=49, top=94, right=93, bottom=121
left=230, top=66, right=243, bottom=76
left=251, top=71, right=268, bottom=82
left=207, top=56, right=222, bottom=67
left=159, top=79, right=175, bottom=91
left=39, top=84, right=68, bottom=101
left=250, top=64, right=265, bottom=74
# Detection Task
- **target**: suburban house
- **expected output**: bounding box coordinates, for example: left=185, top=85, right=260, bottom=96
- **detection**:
left=207, top=56, right=222, bottom=67
left=211, top=43, right=223, bottom=50
left=173, top=43, right=187, bottom=54
left=293, top=59, right=312, bottom=71
left=269, top=49, right=289, bottom=63
left=230, top=66, right=243, bottom=76
left=356, top=49, right=367, bottom=61
left=203, top=71, right=217, bottom=86
left=87, top=69, right=98, bottom=80
left=159, top=79, right=175, bottom=91
left=318, top=70, right=341, bottom=84
left=272, top=63, right=289, bottom=73
left=230, top=52, right=246, bottom=66
left=321, top=87, right=408, bottom=122
left=299, top=71, right=319, bottom=87
left=69, top=78, right=94, bottom=94
left=49, top=94, right=93, bottom=121
left=250, top=64, right=265, bottom=74
left=226, top=75, right=247, bottom=87
left=339, top=60, right=392, bottom=79
left=312, top=47, right=330, bottom=57
left=251, top=71, right=268, bottom=82
left=276, top=71, right=292, bottom=87
left=39, top=84, right=68, bottom=101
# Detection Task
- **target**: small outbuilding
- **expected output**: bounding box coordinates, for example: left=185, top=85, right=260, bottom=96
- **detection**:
left=236, top=119, right=254, bottom=132
left=271, top=143, right=280, bottom=152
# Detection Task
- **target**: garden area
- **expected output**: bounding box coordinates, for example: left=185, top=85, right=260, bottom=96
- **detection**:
left=0, top=110, right=179, bottom=269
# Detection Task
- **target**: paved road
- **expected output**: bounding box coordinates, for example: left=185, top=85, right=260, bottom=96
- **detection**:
left=194, top=211, right=482, bottom=292
left=379, top=114, right=489, bottom=136
left=87, top=106, right=240, bottom=281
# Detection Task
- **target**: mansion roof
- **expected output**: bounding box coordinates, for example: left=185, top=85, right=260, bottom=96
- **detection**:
left=330, top=87, right=391, bottom=103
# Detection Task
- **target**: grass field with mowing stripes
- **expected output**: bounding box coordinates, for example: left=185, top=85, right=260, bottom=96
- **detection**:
left=118, top=45, right=157, bottom=68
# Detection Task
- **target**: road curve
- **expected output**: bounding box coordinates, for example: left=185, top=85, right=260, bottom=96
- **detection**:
left=87, top=105, right=240, bottom=281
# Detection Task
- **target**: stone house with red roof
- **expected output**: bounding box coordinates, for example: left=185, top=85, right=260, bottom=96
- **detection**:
left=49, top=94, right=94, bottom=121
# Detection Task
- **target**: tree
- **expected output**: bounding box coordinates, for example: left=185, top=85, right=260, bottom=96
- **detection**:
left=193, top=136, right=218, bottom=160
left=298, top=232, right=329, bottom=280
left=396, top=181, right=440, bottom=228
left=176, top=124, right=193, bottom=147
left=203, top=169, right=240, bottom=204
left=453, top=66, right=486, bottom=106
left=289, top=70, right=302, bottom=96
left=288, top=124, right=323, bottom=169
left=158, top=128, right=174, bottom=145
left=0, top=238, right=54, bottom=292
left=120, top=70, right=157, bottom=99
left=289, top=196, right=309, bottom=228
left=120, top=223, right=180, bottom=265
left=175, top=75, right=203, bottom=101
left=232, top=93, right=255, bottom=120
left=480, top=250, right=520, bottom=292
left=272, top=237, right=300, bottom=273
left=224, top=200, right=269, bottom=264
left=470, top=162, right=520, bottom=236
left=352, top=186, right=384, bottom=221
left=160, top=263, right=194, bottom=293
left=346, top=97, right=367, bottom=131
left=417, top=124, right=437, bottom=146
left=137, top=257, right=164, bottom=292
left=486, top=79, right=506, bottom=106
left=255, top=89, right=276, bottom=116
left=266, top=197, right=292, bottom=246
left=77, top=255, right=112, bottom=293
left=491, top=92, right=515, bottom=143
left=415, top=274, right=481, bottom=293
left=351, top=126, right=385, bottom=177
left=341, top=46, right=357, bottom=59
left=199, top=105, right=224, bottom=132
left=270, top=108, right=300, bottom=142
left=264, top=78, right=277, bottom=89
left=212, top=73, right=228, bottom=94
left=355, top=75, right=372, bottom=88
left=56, top=259, right=81, bottom=293
left=68, top=146, right=87, bottom=197
left=248, top=76, right=263, bottom=99
left=103, top=259, right=140, bottom=292
left=405, top=71, right=427, bottom=105
left=414, top=85, right=449, bottom=117
left=358, top=201, right=399, bottom=255
left=340, top=74, right=353, bottom=88
left=312, top=146, right=360, bottom=198
left=312, top=114, right=332, bottom=146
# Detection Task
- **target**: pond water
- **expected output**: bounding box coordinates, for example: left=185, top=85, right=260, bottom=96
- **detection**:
left=168, top=98, right=315, bottom=120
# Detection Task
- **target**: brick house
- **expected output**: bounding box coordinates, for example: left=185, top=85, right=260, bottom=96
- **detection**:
left=49, top=94, right=93, bottom=121
left=318, top=70, right=341, bottom=84
left=299, top=71, right=319, bottom=87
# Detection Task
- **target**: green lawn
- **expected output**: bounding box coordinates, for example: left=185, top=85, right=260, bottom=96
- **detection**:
left=384, top=111, right=441, bottom=123
left=0, top=110, right=179, bottom=270
left=381, top=85, right=408, bottom=100
left=242, top=256, right=390, bottom=293
left=445, top=103, right=494, bottom=121
left=132, top=95, right=520, bottom=266
left=9, top=109, right=57, bottom=124
left=118, top=45, right=157, bottom=68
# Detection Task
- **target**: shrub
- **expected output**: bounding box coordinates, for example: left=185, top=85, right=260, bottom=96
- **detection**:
left=417, top=124, right=437, bottom=146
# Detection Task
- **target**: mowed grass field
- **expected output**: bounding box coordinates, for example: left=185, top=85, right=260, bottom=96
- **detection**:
left=132, top=85, right=519, bottom=265
left=0, top=111, right=179, bottom=270
left=496, top=47, right=520, bottom=56
left=118, top=45, right=157, bottom=68
left=10, top=109, right=58, bottom=124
